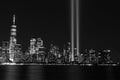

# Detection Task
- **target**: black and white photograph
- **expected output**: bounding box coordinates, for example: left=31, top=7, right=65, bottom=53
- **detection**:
left=0, top=0, right=120, bottom=80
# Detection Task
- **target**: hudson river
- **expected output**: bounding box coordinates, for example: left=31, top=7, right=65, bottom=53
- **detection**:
left=0, top=65, right=120, bottom=80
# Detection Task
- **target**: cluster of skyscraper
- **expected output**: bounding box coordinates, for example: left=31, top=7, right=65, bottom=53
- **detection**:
left=0, top=0, right=118, bottom=65
left=0, top=15, right=117, bottom=65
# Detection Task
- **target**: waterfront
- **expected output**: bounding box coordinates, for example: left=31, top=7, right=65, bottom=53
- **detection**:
left=0, top=65, right=120, bottom=80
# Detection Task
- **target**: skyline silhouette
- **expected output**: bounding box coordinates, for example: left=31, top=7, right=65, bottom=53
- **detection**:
left=0, top=0, right=120, bottom=62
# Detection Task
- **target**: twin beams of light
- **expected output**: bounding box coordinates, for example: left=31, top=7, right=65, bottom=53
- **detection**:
left=71, top=0, right=80, bottom=61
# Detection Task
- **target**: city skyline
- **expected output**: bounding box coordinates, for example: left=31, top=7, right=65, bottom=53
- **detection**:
left=0, top=0, right=120, bottom=62
left=0, top=13, right=117, bottom=64
left=0, top=1, right=120, bottom=80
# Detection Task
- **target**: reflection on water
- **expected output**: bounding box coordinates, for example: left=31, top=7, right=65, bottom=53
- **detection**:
left=0, top=65, right=120, bottom=80
left=27, top=65, right=43, bottom=80
left=5, top=66, right=19, bottom=80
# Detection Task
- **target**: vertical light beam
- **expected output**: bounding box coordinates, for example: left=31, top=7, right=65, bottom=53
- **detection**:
left=71, top=0, right=74, bottom=61
left=76, top=0, right=79, bottom=56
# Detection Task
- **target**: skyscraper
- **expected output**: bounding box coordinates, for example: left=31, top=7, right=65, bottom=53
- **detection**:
left=9, top=14, right=17, bottom=62
left=29, top=38, right=36, bottom=54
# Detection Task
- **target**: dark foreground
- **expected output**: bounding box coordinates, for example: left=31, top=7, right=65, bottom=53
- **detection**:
left=0, top=65, right=120, bottom=80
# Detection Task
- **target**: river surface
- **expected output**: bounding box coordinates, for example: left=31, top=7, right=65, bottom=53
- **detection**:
left=0, top=65, right=120, bottom=80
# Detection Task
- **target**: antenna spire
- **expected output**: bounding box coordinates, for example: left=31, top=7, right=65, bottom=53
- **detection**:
left=13, top=14, right=15, bottom=25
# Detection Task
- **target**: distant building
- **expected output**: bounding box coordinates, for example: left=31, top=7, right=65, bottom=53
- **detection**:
left=14, top=44, right=22, bottom=62
left=9, top=14, right=17, bottom=62
left=36, top=38, right=45, bottom=62
left=0, top=41, right=9, bottom=62
left=29, top=38, right=36, bottom=54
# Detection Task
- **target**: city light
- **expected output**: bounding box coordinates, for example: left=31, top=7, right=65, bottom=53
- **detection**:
left=0, top=13, right=118, bottom=66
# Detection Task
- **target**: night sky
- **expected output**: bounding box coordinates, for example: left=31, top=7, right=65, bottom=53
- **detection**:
left=0, top=0, right=70, bottom=50
left=0, top=0, right=120, bottom=61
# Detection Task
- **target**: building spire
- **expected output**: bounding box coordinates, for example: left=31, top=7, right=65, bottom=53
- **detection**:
left=13, top=14, right=15, bottom=25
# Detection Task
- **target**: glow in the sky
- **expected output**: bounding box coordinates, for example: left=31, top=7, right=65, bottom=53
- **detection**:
left=71, top=0, right=74, bottom=61
left=76, top=0, right=79, bottom=56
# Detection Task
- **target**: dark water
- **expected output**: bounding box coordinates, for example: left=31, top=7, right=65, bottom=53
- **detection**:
left=0, top=65, right=120, bottom=80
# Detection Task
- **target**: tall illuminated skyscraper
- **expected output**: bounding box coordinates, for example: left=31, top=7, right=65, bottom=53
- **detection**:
left=9, top=14, right=17, bottom=62
left=29, top=38, right=36, bottom=54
